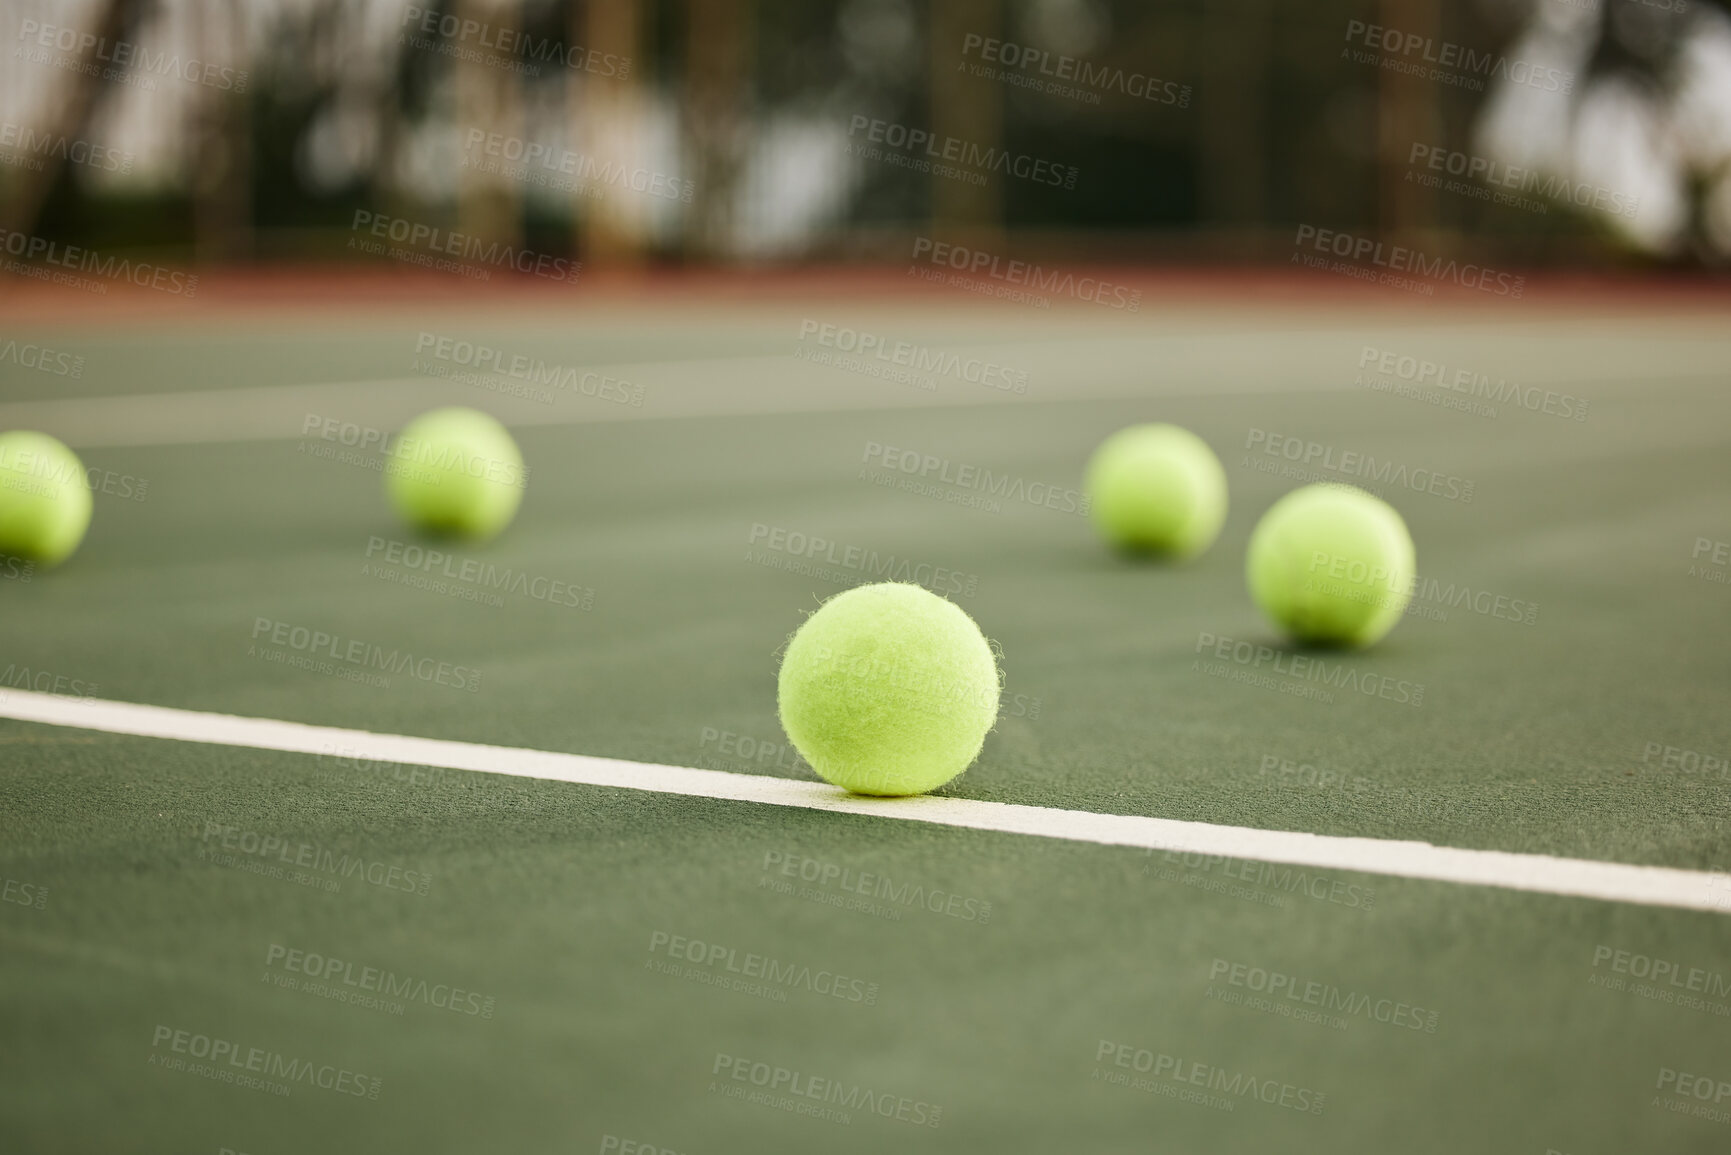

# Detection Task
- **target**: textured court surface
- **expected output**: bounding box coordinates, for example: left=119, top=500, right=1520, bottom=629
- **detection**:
left=2, top=279, right=1730, bottom=1154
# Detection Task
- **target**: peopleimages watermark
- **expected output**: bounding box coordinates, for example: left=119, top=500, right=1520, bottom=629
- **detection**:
left=1146, top=841, right=1376, bottom=911
left=907, top=237, right=1141, bottom=311
left=1638, top=741, right=1729, bottom=783
left=1254, top=753, right=1446, bottom=819
left=710, top=1053, right=942, bottom=1128
left=1653, top=1066, right=1731, bottom=1126
left=148, top=1025, right=379, bottom=1100
left=363, top=536, right=595, bottom=612
left=1341, top=20, right=1572, bottom=94
left=197, top=821, right=433, bottom=896
left=0, top=338, right=83, bottom=378
left=745, top=523, right=980, bottom=599
left=461, top=130, right=689, bottom=203
left=17, top=20, right=249, bottom=92
left=0, top=436, right=150, bottom=504
left=959, top=34, right=1189, bottom=108
left=697, top=726, right=810, bottom=776
left=795, top=319, right=1029, bottom=395
left=847, top=114, right=1078, bottom=189
left=1590, top=945, right=1731, bottom=1018
left=89, top=465, right=150, bottom=502
left=648, top=931, right=880, bottom=1006
left=399, top=5, right=631, bottom=79
left=263, top=942, right=496, bottom=1019
left=1406, top=143, right=1636, bottom=218
left=2, top=875, right=48, bottom=911
left=760, top=850, right=993, bottom=924
left=1293, top=224, right=1525, bottom=298
left=600, top=1138, right=687, bottom=1155
left=317, top=742, right=452, bottom=791
left=1711, top=869, right=1731, bottom=915
left=249, top=617, right=482, bottom=693
left=1257, top=753, right=1376, bottom=796
left=0, top=227, right=197, bottom=296
left=1356, top=345, right=1587, bottom=422
left=1092, top=1040, right=1327, bottom=1115
left=1553, top=0, right=1689, bottom=10
left=414, top=331, right=643, bottom=408
left=1243, top=429, right=1475, bottom=503
left=1206, top=957, right=1439, bottom=1034
left=1688, top=537, right=1731, bottom=588
left=1194, top=631, right=1424, bottom=708
left=0, top=663, right=99, bottom=701
left=300, top=413, right=530, bottom=491
left=348, top=211, right=581, bottom=282
left=758, top=649, right=1033, bottom=791
left=0, top=121, right=131, bottom=174
left=704, top=698, right=1035, bottom=782
left=860, top=440, right=1089, bottom=517
left=1302, top=551, right=1540, bottom=627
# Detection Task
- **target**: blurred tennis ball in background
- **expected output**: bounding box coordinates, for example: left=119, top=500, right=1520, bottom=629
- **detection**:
left=386, top=408, right=525, bottom=540
left=0, top=431, right=93, bottom=567
left=1246, top=484, right=1415, bottom=648
left=777, top=582, right=1001, bottom=797
left=1086, top=424, right=1228, bottom=559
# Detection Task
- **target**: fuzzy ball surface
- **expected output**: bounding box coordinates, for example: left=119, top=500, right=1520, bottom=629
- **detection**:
left=1085, top=423, right=1228, bottom=559
left=385, top=408, right=525, bottom=539
left=0, top=431, right=93, bottom=567
left=777, top=583, right=1000, bottom=796
left=1246, top=484, right=1416, bottom=647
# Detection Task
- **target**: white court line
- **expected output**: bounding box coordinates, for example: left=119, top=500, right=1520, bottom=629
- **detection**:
left=3, top=688, right=1727, bottom=915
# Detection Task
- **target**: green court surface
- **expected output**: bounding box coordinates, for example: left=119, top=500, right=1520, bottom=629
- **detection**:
left=3, top=283, right=1730, bottom=1154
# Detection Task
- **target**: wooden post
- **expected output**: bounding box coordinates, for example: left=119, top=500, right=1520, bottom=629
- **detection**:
left=1378, top=0, right=1441, bottom=249
left=192, top=0, right=251, bottom=263
left=683, top=0, right=747, bottom=261
left=929, top=0, right=1003, bottom=251
left=455, top=0, right=524, bottom=255
left=1198, top=0, right=1268, bottom=256
left=0, top=0, right=135, bottom=239
left=577, top=0, right=649, bottom=270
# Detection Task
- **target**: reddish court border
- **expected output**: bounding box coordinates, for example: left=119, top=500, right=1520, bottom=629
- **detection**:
left=2, top=259, right=1728, bottom=328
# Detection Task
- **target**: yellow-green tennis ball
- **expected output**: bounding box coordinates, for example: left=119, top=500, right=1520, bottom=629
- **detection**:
left=1085, top=423, right=1228, bottom=558
left=777, top=582, right=1000, bottom=797
left=0, top=431, right=93, bottom=567
left=1246, top=484, right=1415, bottom=648
left=385, top=408, right=525, bottom=539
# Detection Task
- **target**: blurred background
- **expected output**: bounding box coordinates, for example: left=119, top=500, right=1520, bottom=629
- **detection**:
left=4, top=0, right=1731, bottom=277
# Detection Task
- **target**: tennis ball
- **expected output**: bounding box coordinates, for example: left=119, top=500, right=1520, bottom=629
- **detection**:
left=1085, top=423, right=1227, bottom=558
left=1246, top=484, right=1415, bottom=648
left=386, top=408, right=525, bottom=539
left=777, top=582, right=1000, bottom=796
left=0, top=431, right=93, bottom=567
